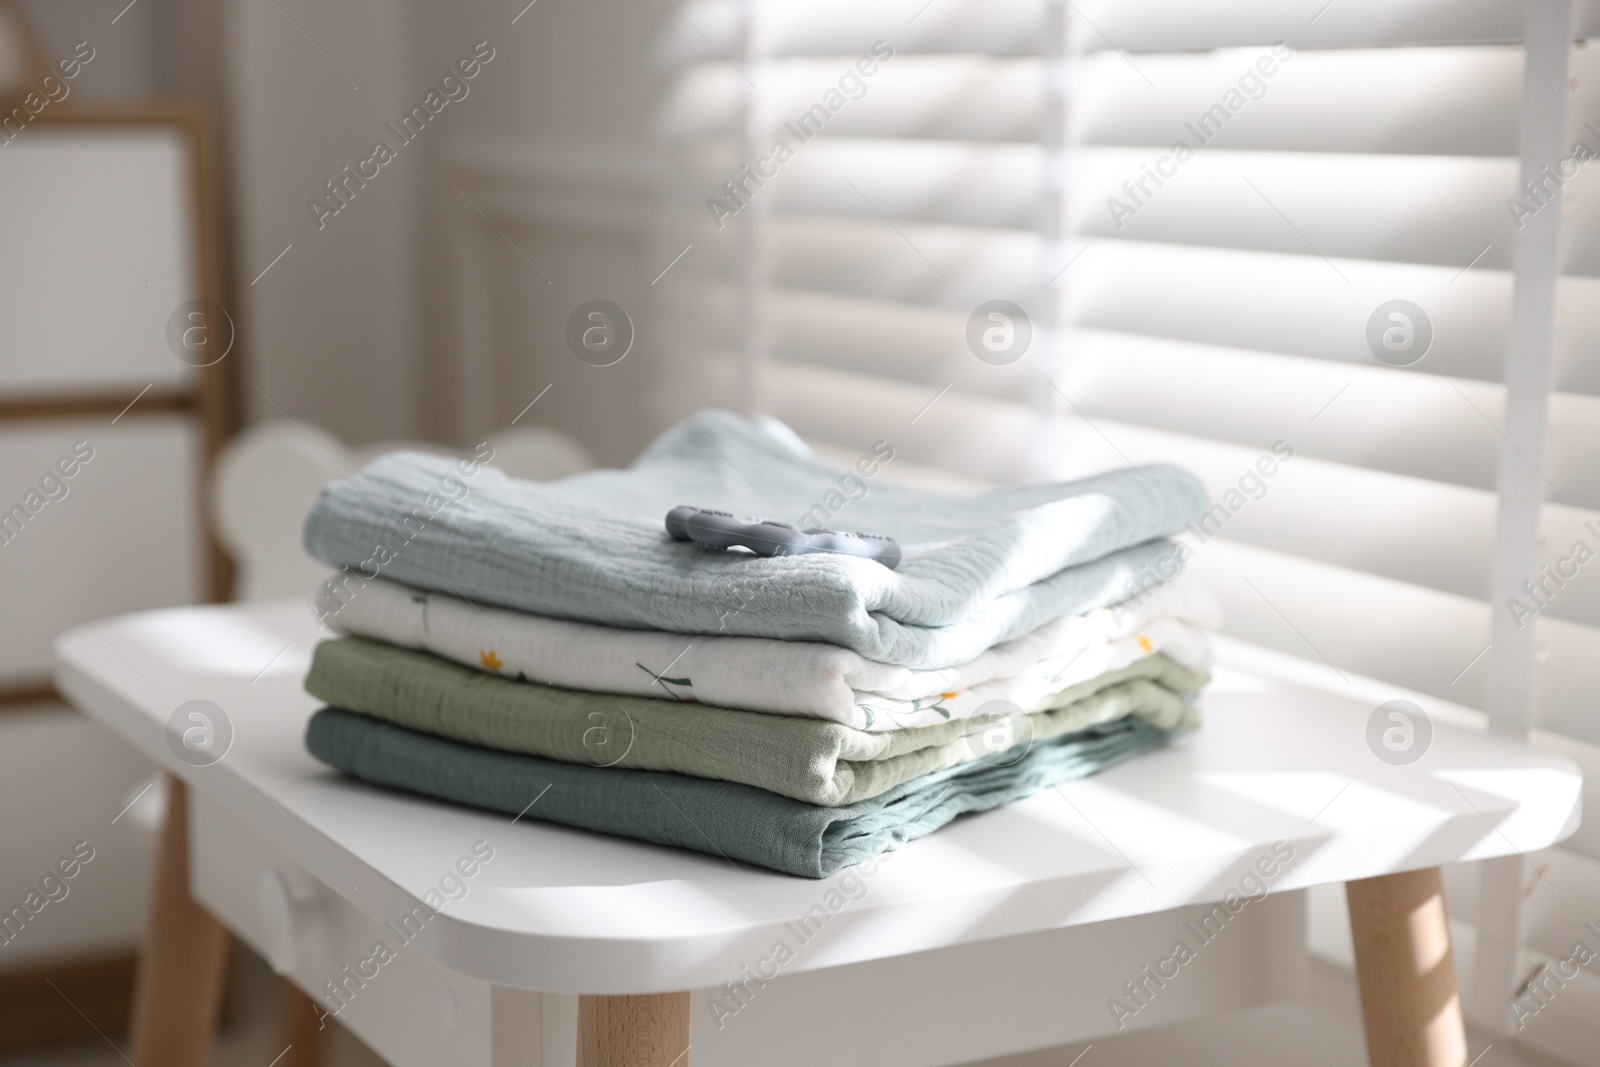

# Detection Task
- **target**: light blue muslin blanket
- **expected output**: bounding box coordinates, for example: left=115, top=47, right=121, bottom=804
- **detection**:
left=302, top=411, right=1207, bottom=669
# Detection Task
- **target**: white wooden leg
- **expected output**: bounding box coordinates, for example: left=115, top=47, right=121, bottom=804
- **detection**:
left=490, top=986, right=579, bottom=1067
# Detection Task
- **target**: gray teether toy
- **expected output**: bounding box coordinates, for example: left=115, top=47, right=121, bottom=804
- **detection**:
left=665, top=506, right=901, bottom=569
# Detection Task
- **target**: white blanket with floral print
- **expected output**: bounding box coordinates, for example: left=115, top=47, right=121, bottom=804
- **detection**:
left=320, top=576, right=1220, bottom=731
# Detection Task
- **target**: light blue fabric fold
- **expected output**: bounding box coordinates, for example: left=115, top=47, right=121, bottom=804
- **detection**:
left=303, top=411, right=1206, bottom=669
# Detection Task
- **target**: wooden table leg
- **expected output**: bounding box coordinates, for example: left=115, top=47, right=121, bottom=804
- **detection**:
left=127, top=775, right=230, bottom=1067
left=578, top=993, right=690, bottom=1067
left=1347, top=867, right=1468, bottom=1067
left=280, top=976, right=327, bottom=1066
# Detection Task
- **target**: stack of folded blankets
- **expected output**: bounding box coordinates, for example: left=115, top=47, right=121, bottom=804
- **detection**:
left=299, top=411, right=1217, bottom=878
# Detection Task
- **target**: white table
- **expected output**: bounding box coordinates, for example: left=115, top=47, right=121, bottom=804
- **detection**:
left=55, top=601, right=1583, bottom=1067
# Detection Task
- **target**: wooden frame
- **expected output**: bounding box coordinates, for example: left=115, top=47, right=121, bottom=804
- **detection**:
left=0, top=108, right=242, bottom=1056
left=0, top=0, right=46, bottom=106
left=0, top=106, right=238, bottom=710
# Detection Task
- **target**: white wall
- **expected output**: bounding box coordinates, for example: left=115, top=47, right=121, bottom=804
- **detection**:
left=223, top=0, right=675, bottom=463
left=225, top=0, right=420, bottom=445
left=20, top=0, right=159, bottom=100
left=0, top=711, right=159, bottom=975
left=412, top=0, right=674, bottom=462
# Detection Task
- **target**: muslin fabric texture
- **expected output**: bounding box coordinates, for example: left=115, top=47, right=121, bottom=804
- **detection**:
left=304, top=707, right=1171, bottom=879
left=321, top=575, right=1220, bottom=730
left=301, top=411, right=1208, bottom=669
left=304, top=637, right=1204, bottom=807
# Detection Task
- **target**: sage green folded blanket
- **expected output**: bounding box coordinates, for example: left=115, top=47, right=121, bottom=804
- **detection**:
left=305, top=707, right=1171, bottom=878
left=305, top=637, right=1204, bottom=807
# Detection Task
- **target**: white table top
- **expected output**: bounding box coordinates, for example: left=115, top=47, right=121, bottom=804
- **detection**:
left=55, top=601, right=1582, bottom=994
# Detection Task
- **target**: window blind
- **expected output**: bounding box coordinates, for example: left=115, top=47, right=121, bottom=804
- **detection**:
left=654, top=0, right=1600, bottom=736
left=652, top=0, right=1051, bottom=487
left=653, top=0, right=1600, bottom=1030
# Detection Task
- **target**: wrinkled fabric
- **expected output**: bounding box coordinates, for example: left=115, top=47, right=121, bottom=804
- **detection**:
left=323, top=575, right=1219, bottom=729
left=305, top=708, right=1172, bottom=879
left=302, top=411, right=1208, bottom=668
left=305, top=636, right=1204, bottom=807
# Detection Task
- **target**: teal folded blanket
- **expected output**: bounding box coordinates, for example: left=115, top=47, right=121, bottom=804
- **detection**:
left=304, top=707, right=1170, bottom=878
left=302, top=411, right=1206, bottom=669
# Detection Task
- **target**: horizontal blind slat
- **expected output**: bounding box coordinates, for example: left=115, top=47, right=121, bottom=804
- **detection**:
left=1066, top=239, right=1510, bottom=380
left=1076, top=45, right=1522, bottom=156
left=658, top=57, right=1044, bottom=143
left=1074, top=148, right=1515, bottom=269
left=766, top=219, right=1038, bottom=307
left=1187, top=538, right=1490, bottom=705
left=1060, top=329, right=1503, bottom=490
left=656, top=0, right=1048, bottom=63
left=1078, top=0, right=1600, bottom=51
